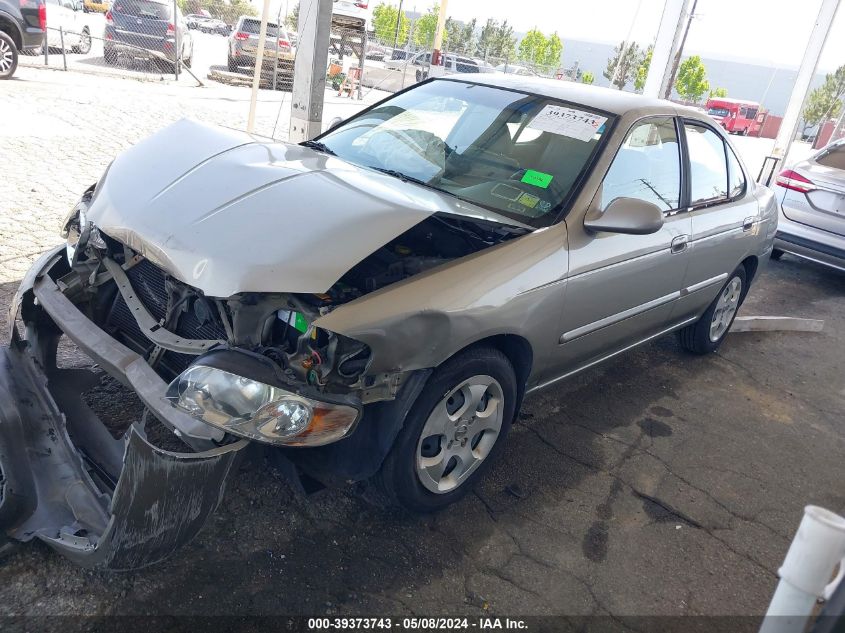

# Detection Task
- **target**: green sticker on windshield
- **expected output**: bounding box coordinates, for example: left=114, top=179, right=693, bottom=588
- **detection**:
left=521, top=169, right=553, bottom=189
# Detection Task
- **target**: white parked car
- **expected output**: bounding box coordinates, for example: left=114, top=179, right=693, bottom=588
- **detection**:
left=332, top=0, right=371, bottom=31
left=44, top=0, right=92, bottom=54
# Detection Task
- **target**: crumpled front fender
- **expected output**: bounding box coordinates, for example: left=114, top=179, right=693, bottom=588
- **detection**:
left=0, top=343, right=248, bottom=571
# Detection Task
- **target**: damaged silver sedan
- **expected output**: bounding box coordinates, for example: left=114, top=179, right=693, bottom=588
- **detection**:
left=1, top=75, right=778, bottom=569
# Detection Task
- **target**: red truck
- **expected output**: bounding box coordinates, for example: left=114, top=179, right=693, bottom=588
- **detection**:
left=706, top=97, right=762, bottom=136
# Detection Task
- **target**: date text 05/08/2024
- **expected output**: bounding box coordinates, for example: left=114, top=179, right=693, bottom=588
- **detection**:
left=307, top=618, right=529, bottom=630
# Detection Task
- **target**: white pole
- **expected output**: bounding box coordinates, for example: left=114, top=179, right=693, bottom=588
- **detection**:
left=642, top=0, right=691, bottom=99
left=247, top=0, right=273, bottom=133
left=771, top=0, right=841, bottom=161
left=431, top=0, right=448, bottom=65
left=759, top=506, right=845, bottom=633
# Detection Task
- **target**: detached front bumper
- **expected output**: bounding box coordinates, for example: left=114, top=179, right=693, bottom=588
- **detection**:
left=0, top=247, right=248, bottom=570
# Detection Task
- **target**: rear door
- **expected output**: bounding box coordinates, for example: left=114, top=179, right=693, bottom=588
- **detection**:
left=674, top=121, right=758, bottom=320
left=781, top=143, right=845, bottom=237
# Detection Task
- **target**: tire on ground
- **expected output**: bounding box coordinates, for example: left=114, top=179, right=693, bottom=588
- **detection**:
left=679, top=265, right=748, bottom=355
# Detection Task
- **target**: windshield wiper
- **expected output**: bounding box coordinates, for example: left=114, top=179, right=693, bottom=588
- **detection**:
left=369, top=167, right=432, bottom=188
left=300, top=140, right=336, bottom=156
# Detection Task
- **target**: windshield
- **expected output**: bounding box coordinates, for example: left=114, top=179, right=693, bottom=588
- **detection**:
left=315, top=80, right=612, bottom=226
left=707, top=107, right=730, bottom=117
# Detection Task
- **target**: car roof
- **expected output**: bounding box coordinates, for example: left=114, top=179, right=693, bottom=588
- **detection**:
left=440, top=74, right=685, bottom=117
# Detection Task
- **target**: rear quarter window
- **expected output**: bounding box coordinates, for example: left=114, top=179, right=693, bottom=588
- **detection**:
left=817, top=145, right=845, bottom=170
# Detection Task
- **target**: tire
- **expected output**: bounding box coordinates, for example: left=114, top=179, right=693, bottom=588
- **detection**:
left=227, top=55, right=237, bottom=72
left=103, top=47, right=117, bottom=65
left=415, top=68, right=423, bottom=83
left=183, top=55, right=191, bottom=69
left=375, top=346, right=517, bottom=513
left=0, top=31, right=19, bottom=80
left=771, top=248, right=784, bottom=261
left=679, top=266, right=747, bottom=355
left=73, top=28, right=92, bottom=54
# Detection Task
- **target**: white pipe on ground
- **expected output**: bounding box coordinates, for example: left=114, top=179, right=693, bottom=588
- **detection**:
left=760, top=506, right=845, bottom=633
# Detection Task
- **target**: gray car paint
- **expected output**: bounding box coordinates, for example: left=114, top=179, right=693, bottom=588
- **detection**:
left=86, top=118, right=527, bottom=298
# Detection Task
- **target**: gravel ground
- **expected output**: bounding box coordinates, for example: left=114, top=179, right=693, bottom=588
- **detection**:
left=1, top=65, right=844, bottom=621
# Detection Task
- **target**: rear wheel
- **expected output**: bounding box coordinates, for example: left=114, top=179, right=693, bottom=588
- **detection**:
left=375, top=346, right=517, bottom=513
left=103, top=47, right=118, bottom=65
left=771, top=248, right=785, bottom=261
left=679, top=266, right=747, bottom=355
left=0, top=31, right=19, bottom=80
left=227, top=55, right=237, bottom=71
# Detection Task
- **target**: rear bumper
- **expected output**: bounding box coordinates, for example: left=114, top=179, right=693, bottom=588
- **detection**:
left=775, top=213, right=845, bottom=272
left=1, top=247, right=248, bottom=570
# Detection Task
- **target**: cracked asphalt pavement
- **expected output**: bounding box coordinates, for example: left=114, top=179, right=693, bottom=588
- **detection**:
left=1, top=66, right=844, bottom=619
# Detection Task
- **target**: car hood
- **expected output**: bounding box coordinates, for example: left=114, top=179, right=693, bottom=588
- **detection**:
left=86, top=119, right=520, bottom=297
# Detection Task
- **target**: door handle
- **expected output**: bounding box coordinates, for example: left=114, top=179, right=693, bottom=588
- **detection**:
left=670, top=235, right=689, bottom=254
left=742, top=217, right=756, bottom=231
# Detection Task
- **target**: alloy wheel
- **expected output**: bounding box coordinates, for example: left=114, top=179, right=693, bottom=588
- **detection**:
left=709, top=276, right=742, bottom=342
left=0, top=38, right=13, bottom=75
left=415, top=375, right=504, bottom=494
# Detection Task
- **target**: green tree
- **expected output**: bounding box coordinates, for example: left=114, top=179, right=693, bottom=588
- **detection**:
left=517, top=29, right=547, bottom=66
left=413, top=4, right=440, bottom=48
left=582, top=71, right=595, bottom=85
left=709, top=86, right=728, bottom=98
left=444, top=17, right=477, bottom=54
left=675, top=55, right=710, bottom=103
left=284, top=2, right=299, bottom=29
left=802, top=65, right=845, bottom=130
left=603, top=41, right=640, bottom=90
left=634, top=45, right=652, bottom=92
left=544, top=32, right=562, bottom=73
left=477, top=18, right=516, bottom=59
left=372, top=3, right=409, bottom=45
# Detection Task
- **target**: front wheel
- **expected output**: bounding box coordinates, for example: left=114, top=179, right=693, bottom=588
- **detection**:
left=73, top=28, right=91, bottom=54
left=375, top=346, right=517, bottom=513
left=679, top=266, right=747, bottom=355
left=0, top=31, right=19, bottom=79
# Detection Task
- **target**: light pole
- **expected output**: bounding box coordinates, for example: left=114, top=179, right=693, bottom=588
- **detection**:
left=392, top=0, right=404, bottom=50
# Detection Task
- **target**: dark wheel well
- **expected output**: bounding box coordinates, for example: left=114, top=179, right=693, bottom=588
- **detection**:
left=740, top=255, right=758, bottom=300
left=0, top=16, right=23, bottom=50
left=463, top=334, right=533, bottom=413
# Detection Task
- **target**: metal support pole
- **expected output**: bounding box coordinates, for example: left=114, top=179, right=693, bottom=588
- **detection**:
left=392, top=0, right=404, bottom=50
left=172, top=0, right=179, bottom=80
left=642, top=0, right=692, bottom=99
left=59, top=28, right=67, bottom=71
left=662, top=0, right=697, bottom=99
left=430, top=0, right=447, bottom=66
left=771, top=0, right=841, bottom=162
left=247, top=0, right=273, bottom=133
left=289, top=0, right=332, bottom=142
left=272, top=1, right=283, bottom=91
left=43, top=35, right=48, bottom=65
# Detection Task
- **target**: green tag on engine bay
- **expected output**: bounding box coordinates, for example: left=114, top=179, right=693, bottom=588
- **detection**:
left=521, top=169, right=553, bottom=189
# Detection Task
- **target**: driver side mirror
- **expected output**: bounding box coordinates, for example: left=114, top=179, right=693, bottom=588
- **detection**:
left=325, top=116, right=343, bottom=132
left=583, top=197, right=664, bottom=235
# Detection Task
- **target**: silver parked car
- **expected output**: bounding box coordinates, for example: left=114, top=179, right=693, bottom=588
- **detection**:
left=227, top=15, right=293, bottom=74
left=0, top=75, right=777, bottom=569
left=773, top=138, right=845, bottom=271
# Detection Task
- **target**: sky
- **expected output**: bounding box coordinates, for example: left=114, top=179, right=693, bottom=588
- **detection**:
left=404, top=0, right=845, bottom=71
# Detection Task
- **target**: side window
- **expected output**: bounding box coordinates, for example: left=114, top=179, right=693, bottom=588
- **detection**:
left=726, top=145, right=746, bottom=198
left=684, top=123, right=729, bottom=206
left=601, top=118, right=681, bottom=212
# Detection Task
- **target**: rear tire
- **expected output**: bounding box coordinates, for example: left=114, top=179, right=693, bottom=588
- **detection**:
left=679, top=266, right=747, bottom=355
left=103, top=47, right=117, bottom=65
left=375, top=346, right=517, bottom=513
left=227, top=55, right=237, bottom=72
left=73, top=28, right=91, bottom=54
left=0, top=31, right=19, bottom=80
left=771, top=248, right=785, bottom=261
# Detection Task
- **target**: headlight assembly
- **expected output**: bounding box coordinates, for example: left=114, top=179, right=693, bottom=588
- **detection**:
left=165, top=364, right=360, bottom=446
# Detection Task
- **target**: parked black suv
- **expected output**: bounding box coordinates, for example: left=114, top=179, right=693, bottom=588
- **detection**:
left=0, top=0, right=45, bottom=78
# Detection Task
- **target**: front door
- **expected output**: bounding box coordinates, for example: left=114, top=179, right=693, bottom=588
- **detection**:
left=557, top=116, right=692, bottom=375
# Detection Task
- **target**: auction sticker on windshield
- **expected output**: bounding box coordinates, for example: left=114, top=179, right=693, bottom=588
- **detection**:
left=528, top=105, right=607, bottom=142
